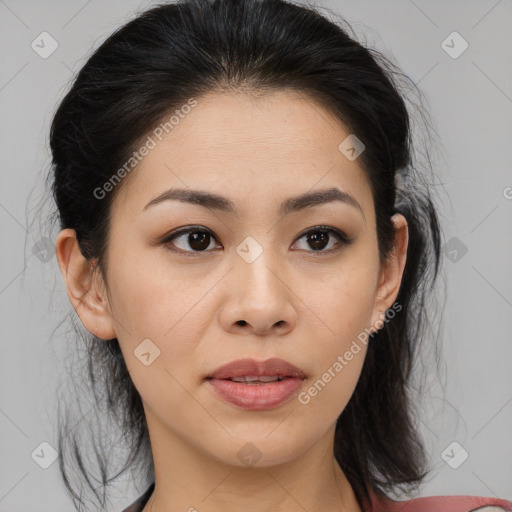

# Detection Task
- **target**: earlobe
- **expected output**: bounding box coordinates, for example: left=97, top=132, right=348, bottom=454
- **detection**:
left=55, top=228, right=117, bottom=340
left=370, top=214, right=408, bottom=330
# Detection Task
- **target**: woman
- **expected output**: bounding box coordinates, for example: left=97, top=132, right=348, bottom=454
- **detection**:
left=49, top=0, right=512, bottom=511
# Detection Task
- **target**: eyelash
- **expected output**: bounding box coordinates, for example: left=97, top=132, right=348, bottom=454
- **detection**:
left=159, top=225, right=353, bottom=257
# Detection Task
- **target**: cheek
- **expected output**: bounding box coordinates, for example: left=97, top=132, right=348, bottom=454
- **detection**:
left=292, top=267, right=377, bottom=418
left=297, top=333, right=368, bottom=426
left=106, top=246, right=194, bottom=338
left=305, top=258, right=379, bottom=342
left=106, top=250, right=212, bottom=385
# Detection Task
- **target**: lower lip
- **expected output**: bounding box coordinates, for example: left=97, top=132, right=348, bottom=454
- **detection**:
left=207, top=377, right=304, bottom=410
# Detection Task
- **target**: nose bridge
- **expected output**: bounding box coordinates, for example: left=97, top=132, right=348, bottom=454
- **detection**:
left=234, top=235, right=283, bottom=300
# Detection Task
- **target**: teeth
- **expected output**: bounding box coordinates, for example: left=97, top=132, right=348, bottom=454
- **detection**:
left=230, top=375, right=283, bottom=383
left=259, top=375, right=282, bottom=382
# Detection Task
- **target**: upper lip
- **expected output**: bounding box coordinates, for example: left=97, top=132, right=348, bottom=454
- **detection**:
left=206, top=357, right=306, bottom=380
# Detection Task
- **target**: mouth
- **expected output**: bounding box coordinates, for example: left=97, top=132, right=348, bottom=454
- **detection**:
left=215, top=375, right=289, bottom=384
left=206, top=357, right=307, bottom=381
left=206, top=377, right=305, bottom=410
left=205, top=358, right=306, bottom=410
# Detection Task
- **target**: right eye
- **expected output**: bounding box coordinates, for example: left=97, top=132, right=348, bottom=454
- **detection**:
left=160, top=227, right=222, bottom=255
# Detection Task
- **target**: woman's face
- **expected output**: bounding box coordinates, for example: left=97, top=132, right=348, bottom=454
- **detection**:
left=58, top=89, right=407, bottom=469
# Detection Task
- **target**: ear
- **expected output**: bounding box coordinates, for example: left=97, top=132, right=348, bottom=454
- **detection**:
left=55, top=228, right=117, bottom=340
left=369, top=213, right=408, bottom=332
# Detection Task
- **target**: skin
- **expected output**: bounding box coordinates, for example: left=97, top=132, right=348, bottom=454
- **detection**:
left=56, top=89, right=408, bottom=512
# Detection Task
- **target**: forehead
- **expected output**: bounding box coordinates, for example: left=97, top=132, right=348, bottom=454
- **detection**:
left=112, top=89, right=374, bottom=218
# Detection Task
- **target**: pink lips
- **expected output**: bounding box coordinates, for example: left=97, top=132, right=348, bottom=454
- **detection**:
left=205, top=357, right=306, bottom=410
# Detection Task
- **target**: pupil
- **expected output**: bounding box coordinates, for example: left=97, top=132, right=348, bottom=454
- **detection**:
left=189, top=232, right=210, bottom=251
left=308, top=231, right=328, bottom=250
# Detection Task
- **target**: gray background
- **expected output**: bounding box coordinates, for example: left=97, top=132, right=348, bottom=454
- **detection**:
left=1, top=0, right=511, bottom=510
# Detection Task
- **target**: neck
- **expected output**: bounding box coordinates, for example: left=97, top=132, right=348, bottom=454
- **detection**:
left=142, top=413, right=363, bottom=512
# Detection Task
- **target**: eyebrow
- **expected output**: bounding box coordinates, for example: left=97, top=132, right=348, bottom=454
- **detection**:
left=142, top=186, right=365, bottom=220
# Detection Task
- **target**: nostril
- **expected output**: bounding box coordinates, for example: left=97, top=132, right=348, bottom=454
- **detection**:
left=236, top=320, right=247, bottom=326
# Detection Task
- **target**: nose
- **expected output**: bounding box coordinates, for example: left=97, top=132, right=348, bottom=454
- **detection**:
left=219, top=251, right=297, bottom=337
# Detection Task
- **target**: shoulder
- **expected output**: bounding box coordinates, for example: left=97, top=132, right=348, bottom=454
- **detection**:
left=474, top=508, right=512, bottom=512
left=368, top=489, right=512, bottom=512
left=121, top=482, right=154, bottom=512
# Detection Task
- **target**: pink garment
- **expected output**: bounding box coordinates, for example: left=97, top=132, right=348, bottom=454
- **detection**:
left=123, top=482, right=512, bottom=512
left=368, top=487, right=512, bottom=512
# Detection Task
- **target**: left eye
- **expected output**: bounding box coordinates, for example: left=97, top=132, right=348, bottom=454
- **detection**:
left=161, top=225, right=351, bottom=254
left=292, top=226, right=350, bottom=253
